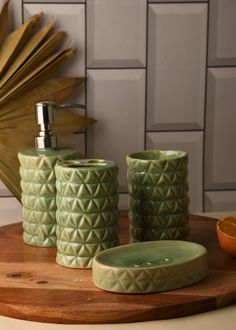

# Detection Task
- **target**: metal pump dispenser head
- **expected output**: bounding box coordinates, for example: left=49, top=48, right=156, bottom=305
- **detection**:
left=35, top=101, right=57, bottom=149
left=35, top=101, right=86, bottom=149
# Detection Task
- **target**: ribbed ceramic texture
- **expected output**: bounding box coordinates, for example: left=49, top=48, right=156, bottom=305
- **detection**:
left=18, top=148, right=78, bottom=247
left=92, top=241, right=208, bottom=294
left=55, top=159, right=119, bottom=269
left=127, top=150, right=190, bottom=242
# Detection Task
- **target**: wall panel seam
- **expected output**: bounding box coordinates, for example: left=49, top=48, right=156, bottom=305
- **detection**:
left=144, top=0, right=149, bottom=150
left=202, top=1, right=210, bottom=211
left=84, top=0, right=88, bottom=157
left=204, top=189, right=236, bottom=192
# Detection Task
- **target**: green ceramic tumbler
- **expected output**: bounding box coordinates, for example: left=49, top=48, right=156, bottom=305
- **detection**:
left=55, top=159, right=120, bottom=269
left=127, top=150, right=190, bottom=242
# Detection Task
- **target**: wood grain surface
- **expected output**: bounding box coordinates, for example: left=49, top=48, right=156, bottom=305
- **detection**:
left=0, top=212, right=236, bottom=324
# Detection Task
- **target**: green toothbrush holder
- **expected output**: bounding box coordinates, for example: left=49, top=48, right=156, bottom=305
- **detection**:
left=55, top=159, right=120, bottom=269
left=127, top=150, right=190, bottom=242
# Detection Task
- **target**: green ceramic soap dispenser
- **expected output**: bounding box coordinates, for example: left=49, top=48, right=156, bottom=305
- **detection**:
left=18, top=101, right=79, bottom=247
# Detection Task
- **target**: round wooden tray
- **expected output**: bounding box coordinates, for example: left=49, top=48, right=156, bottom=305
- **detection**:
left=0, top=212, right=236, bottom=324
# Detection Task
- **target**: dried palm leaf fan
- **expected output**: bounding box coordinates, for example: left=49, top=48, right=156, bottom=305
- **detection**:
left=0, top=0, right=95, bottom=202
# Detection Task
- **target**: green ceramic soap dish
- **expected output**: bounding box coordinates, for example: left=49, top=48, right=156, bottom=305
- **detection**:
left=92, top=240, right=207, bottom=294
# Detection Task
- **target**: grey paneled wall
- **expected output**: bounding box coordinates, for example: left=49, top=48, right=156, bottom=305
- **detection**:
left=208, top=0, right=236, bottom=66
left=147, top=3, right=207, bottom=131
left=205, top=0, right=236, bottom=211
left=1, top=0, right=236, bottom=221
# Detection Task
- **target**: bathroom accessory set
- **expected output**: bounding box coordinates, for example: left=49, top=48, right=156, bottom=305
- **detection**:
left=18, top=102, right=207, bottom=292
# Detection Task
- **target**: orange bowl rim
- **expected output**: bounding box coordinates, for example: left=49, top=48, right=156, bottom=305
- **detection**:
left=216, top=217, right=236, bottom=240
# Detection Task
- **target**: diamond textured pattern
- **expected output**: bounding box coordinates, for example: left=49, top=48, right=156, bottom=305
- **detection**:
left=56, top=209, right=119, bottom=229
left=21, top=181, right=56, bottom=196
left=93, top=249, right=207, bottom=293
left=55, top=159, right=119, bottom=269
left=55, top=162, right=118, bottom=184
left=127, top=168, right=188, bottom=186
left=126, top=150, right=190, bottom=242
left=130, top=224, right=190, bottom=241
left=56, top=193, right=119, bottom=213
left=18, top=149, right=78, bottom=247
left=56, top=180, right=119, bottom=198
left=129, top=211, right=189, bottom=228
left=56, top=224, right=119, bottom=243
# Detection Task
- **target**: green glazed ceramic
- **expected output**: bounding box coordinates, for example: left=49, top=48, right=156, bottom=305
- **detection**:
left=92, top=240, right=207, bottom=294
left=56, top=194, right=119, bottom=213
left=55, top=159, right=118, bottom=183
left=127, top=168, right=188, bottom=186
left=56, top=224, right=119, bottom=243
left=127, top=150, right=190, bottom=242
left=127, top=150, right=188, bottom=172
left=55, top=159, right=119, bottom=269
left=128, top=182, right=189, bottom=200
left=56, top=209, right=119, bottom=229
left=129, top=211, right=189, bottom=228
left=18, top=148, right=78, bottom=247
left=129, top=224, right=190, bottom=241
left=128, top=196, right=189, bottom=215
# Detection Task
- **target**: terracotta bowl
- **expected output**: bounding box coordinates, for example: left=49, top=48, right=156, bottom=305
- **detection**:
left=216, top=217, right=236, bottom=257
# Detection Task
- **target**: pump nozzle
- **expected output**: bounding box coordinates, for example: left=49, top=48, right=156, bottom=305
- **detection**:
left=35, top=101, right=86, bottom=149
left=35, top=101, right=57, bottom=149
